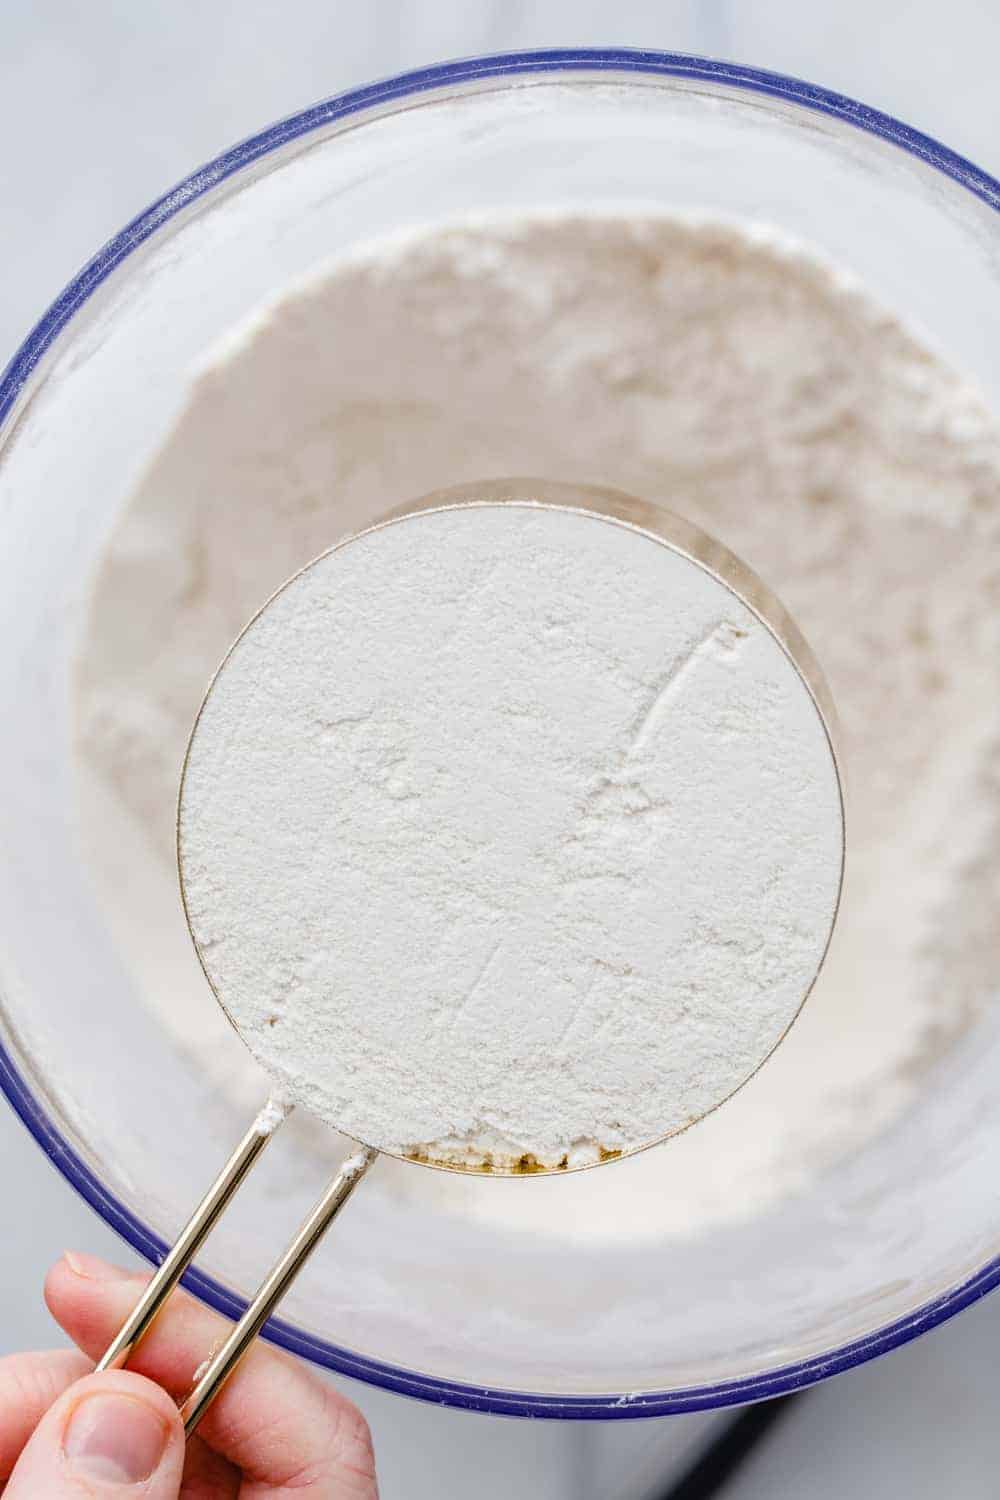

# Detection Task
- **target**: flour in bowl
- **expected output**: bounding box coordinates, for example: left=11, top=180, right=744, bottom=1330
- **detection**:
left=76, top=210, right=1000, bottom=1235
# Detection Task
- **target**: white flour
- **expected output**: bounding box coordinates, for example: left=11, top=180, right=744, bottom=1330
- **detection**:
left=76, top=210, right=1000, bottom=1237
left=177, top=501, right=843, bottom=1168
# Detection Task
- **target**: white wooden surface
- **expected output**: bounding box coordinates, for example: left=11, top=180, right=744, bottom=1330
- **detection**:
left=3, top=5, right=1000, bottom=1496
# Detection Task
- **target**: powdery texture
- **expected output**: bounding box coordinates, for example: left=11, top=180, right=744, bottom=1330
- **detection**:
left=76, top=212, right=1000, bottom=1233
left=177, top=503, right=843, bottom=1168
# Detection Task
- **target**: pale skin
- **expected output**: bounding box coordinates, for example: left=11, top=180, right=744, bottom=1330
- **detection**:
left=0, top=1252, right=378, bottom=1498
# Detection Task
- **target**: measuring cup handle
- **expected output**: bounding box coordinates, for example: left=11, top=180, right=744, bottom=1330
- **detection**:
left=97, top=1100, right=288, bottom=1375
left=97, top=1100, right=377, bottom=1437
left=180, top=1143, right=377, bottom=1433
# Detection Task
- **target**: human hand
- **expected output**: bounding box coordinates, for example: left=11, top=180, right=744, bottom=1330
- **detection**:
left=0, top=1252, right=378, bottom=1497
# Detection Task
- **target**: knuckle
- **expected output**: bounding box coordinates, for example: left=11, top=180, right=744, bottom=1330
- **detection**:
left=0, top=1353, right=58, bottom=1425
left=0, top=1352, right=80, bottom=1479
left=282, top=1391, right=376, bottom=1492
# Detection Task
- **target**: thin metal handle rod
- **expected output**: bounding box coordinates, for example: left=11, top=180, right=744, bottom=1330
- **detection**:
left=181, top=1144, right=377, bottom=1435
left=97, top=1103, right=288, bottom=1373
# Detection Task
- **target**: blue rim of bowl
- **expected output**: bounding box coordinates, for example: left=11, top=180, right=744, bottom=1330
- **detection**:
left=1, top=48, right=999, bottom=1418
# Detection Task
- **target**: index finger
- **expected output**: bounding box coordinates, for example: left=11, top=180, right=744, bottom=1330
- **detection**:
left=45, top=1252, right=377, bottom=1498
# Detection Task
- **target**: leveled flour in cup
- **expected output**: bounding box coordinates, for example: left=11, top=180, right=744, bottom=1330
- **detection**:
left=176, top=500, right=843, bottom=1170
left=76, top=211, right=1000, bottom=1234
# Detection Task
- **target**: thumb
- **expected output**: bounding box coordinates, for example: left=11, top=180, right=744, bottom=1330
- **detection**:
left=5, top=1368, right=184, bottom=1498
